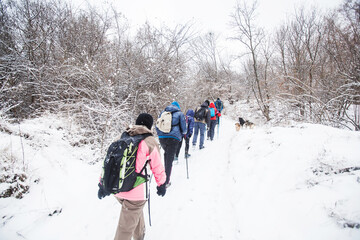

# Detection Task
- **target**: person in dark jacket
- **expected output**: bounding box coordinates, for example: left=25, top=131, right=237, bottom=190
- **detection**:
left=215, top=98, right=223, bottom=113
left=156, top=101, right=187, bottom=187
left=192, top=101, right=211, bottom=149
left=184, top=109, right=195, bottom=157
left=174, top=109, right=195, bottom=162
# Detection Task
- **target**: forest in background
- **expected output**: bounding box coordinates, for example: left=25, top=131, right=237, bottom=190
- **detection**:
left=1, top=0, right=359, bottom=152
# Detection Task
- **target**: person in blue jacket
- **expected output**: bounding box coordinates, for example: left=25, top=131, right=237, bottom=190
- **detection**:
left=156, top=101, right=187, bottom=187
left=215, top=98, right=223, bottom=113
left=215, top=98, right=223, bottom=125
left=174, top=109, right=195, bottom=163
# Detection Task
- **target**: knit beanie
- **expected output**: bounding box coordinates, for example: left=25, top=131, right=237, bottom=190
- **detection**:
left=135, top=113, right=153, bottom=130
left=205, top=100, right=210, bottom=106
left=172, top=101, right=181, bottom=110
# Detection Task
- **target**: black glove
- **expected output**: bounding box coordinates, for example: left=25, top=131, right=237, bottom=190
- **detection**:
left=98, top=183, right=108, bottom=199
left=98, top=188, right=105, bottom=199
left=156, top=183, right=166, bottom=197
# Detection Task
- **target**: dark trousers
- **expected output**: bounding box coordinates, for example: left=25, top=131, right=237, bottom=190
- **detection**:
left=159, top=138, right=179, bottom=184
left=184, top=137, right=190, bottom=154
left=175, top=137, right=190, bottom=157
left=175, top=138, right=183, bottom=158
left=208, top=120, right=217, bottom=140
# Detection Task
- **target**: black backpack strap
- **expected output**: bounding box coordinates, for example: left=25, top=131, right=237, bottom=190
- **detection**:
left=140, top=159, right=150, bottom=176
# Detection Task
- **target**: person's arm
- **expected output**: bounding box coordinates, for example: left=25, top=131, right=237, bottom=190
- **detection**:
left=188, top=118, right=194, bottom=137
left=149, top=146, right=166, bottom=186
left=180, top=113, right=187, bottom=136
left=137, top=138, right=166, bottom=186
left=206, top=109, right=211, bottom=125
left=215, top=108, right=221, bottom=117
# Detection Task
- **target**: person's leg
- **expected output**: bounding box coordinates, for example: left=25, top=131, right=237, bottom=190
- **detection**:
left=210, top=120, right=216, bottom=140
left=192, top=122, right=199, bottom=146
left=114, top=199, right=147, bottom=240
left=175, top=138, right=183, bottom=158
left=133, top=206, right=146, bottom=240
left=199, top=123, right=206, bottom=149
left=185, top=137, right=190, bottom=156
left=159, top=138, right=169, bottom=180
left=207, top=126, right=210, bottom=140
left=160, top=138, right=179, bottom=184
left=167, top=138, right=179, bottom=184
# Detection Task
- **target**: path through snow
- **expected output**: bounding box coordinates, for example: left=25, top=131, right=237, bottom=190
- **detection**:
left=1, top=115, right=359, bottom=240
left=147, top=117, right=242, bottom=239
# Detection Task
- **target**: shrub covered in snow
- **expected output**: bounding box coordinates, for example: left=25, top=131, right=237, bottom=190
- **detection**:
left=0, top=147, right=29, bottom=199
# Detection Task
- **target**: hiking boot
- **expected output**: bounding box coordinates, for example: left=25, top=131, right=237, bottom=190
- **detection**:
left=173, top=156, right=179, bottom=164
left=199, top=145, right=205, bottom=150
left=185, top=153, right=191, bottom=158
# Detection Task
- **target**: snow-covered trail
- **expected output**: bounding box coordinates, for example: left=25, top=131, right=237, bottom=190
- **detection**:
left=145, top=116, right=360, bottom=240
left=1, top=114, right=359, bottom=240
left=146, top=117, right=243, bottom=239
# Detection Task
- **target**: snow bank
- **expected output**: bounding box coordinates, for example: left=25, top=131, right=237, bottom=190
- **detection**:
left=0, top=114, right=359, bottom=240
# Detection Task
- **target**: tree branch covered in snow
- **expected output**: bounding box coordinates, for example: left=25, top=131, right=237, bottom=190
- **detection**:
left=0, top=0, right=359, bottom=143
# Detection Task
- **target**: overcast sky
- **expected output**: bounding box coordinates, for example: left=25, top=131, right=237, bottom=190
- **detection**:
left=80, top=0, right=343, bottom=32
left=75, top=0, right=344, bottom=67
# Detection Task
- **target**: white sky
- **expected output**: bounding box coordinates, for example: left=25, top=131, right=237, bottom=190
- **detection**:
left=76, top=0, right=344, bottom=68
left=83, top=0, right=343, bottom=32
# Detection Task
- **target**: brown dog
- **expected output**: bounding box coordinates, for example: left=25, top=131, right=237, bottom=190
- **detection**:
left=235, top=122, right=241, bottom=131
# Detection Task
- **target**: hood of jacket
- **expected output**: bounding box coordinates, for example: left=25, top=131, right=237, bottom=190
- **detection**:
left=126, top=125, right=152, bottom=136
left=209, top=102, right=215, bottom=108
left=165, top=103, right=180, bottom=113
left=201, top=101, right=209, bottom=108
left=186, top=109, right=194, bottom=117
left=171, top=101, right=180, bottom=110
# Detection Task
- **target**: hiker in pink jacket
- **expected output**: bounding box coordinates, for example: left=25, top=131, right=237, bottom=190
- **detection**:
left=114, top=113, right=167, bottom=240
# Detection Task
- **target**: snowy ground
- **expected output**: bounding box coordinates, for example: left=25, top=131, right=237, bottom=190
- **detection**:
left=1, top=113, right=360, bottom=240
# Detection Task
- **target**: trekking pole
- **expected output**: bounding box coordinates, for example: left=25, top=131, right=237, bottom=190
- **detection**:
left=217, top=116, right=220, bottom=139
left=144, top=159, right=152, bottom=226
left=185, top=153, right=189, bottom=179
left=146, top=180, right=151, bottom=226
left=148, top=174, right=153, bottom=226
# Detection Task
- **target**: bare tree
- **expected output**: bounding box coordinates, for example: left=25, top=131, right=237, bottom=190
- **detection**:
left=117, top=22, right=193, bottom=116
left=272, top=0, right=359, bottom=130
left=191, top=32, right=220, bottom=82
left=323, top=0, right=360, bottom=130
left=230, top=0, right=271, bottom=121
left=274, top=6, right=326, bottom=121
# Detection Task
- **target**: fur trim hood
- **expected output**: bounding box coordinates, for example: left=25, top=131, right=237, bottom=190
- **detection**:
left=126, top=125, right=153, bottom=136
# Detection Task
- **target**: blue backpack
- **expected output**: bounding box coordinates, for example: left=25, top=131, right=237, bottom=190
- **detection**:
left=210, top=108, right=215, bottom=117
